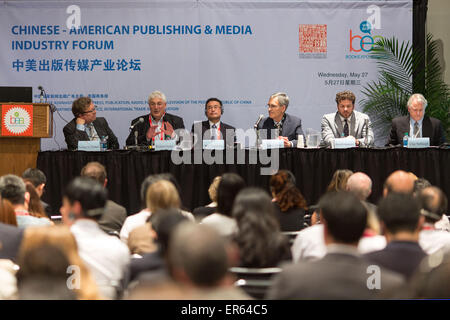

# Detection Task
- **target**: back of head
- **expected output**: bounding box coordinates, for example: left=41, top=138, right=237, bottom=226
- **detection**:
left=140, top=173, right=182, bottom=209
left=233, top=187, right=276, bottom=224
left=384, top=170, right=415, bottom=196
left=146, top=180, right=181, bottom=213
left=419, top=186, right=448, bottom=223
left=80, top=162, right=107, bottom=186
left=270, top=170, right=306, bottom=212
left=0, top=198, right=17, bottom=226
left=346, top=172, right=372, bottom=201
left=378, top=193, right=421, bottom=234
left=319, top=191, right=367, bottom=244
left=208, top=176, right=222, bottom=203
left=150, top=208, right=188, bottom=255
left=413, top=178, right=431, bottom=196
left=168, top=222, right=228, bottom=287
left=64, top=177, right=107, bottom=220
left=22, top=168, right=46, bottom=188
left=217, top=173, right=246, bottom=217
left=24, top=182, right=46, bottom=218
left=326, top=169, right=353, bottom=193
left=0, top=174, right=26, bottom=205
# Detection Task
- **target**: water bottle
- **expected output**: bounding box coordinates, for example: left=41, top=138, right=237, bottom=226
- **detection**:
left=100, top=136, right=108, bottom=151
left=403, top=132, right=409, bottom=147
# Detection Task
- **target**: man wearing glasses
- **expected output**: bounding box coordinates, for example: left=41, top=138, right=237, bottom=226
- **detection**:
left=63, top=96, right=119, bottom=150
left=191, top=97, right=236, bottom=148
left=126, top=90, right=185, bottom=146
left=257, top=92, right=305, bottom=148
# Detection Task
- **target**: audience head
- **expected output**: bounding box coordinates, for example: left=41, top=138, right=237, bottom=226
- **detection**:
left=0, top=174, right=28, bottom=207
left=146, top=180, right=181, bottom=213
left=270, top=170, right=307, bottom=212
left=61, top=177, right=107, bottom=224
left=22, top=168, right=46, bottom=197
left=168, top=222, right=229, bottom=288
left=383, top=170, right=415, bottom=196
left=377, top=193, right=422, bottom=237
left=418, top=186, right=448, bottom=223
left=217, top=173, right=246, bottom=217
left=150, top=208, right=188, bottom=256
left=140, top=173, right=183, bottom=209
left=80, top=162, right=107, bottom=187
left=413, top=178, right=432, bottom=196
left=346, top=172, right=372, bottom=201
left=318, top=191, right=367, bottom=245
left=208, top=176, right=222, bottom=204
left=24, top=182, right=46, bottom=218
left=326, top=169, right=353, bottom=193
left=0, top=198, right=17, bottom=226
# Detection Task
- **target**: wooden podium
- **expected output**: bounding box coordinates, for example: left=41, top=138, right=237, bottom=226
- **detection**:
left=0, top=103, right=52, bottom=176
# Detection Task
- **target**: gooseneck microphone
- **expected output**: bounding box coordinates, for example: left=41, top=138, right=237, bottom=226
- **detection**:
left=38, top=85, right=45, bottom=103
left=130, top=117, right=144, bottom=130
left=254, top=114, right=264, bottom=129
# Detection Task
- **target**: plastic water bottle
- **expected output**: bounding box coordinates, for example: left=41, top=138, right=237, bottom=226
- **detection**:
left=403, top=132, right=409, bottom=147
left=100, top=136, right=108, bottom=151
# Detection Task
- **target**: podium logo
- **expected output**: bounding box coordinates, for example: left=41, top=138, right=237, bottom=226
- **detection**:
left=1, top=105, right=33, bottom=136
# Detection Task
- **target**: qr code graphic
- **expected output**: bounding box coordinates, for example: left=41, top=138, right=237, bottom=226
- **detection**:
left=299, top=24, right=327, bottom=58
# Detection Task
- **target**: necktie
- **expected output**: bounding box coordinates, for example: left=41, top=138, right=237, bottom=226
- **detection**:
left=414, top=122, right=419, bottom=137
left=211, top=124, right=217, bottom=140
left=276, top=122, right=282, bottom=138
left=86, top=123, right=95, bottom=140
left=343, top=119, right=349, bottom=137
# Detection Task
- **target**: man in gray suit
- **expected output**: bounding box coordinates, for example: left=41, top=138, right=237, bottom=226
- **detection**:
left=321, top=90, right=374, bottom=147
left=267, top=191, right=403, bottom=299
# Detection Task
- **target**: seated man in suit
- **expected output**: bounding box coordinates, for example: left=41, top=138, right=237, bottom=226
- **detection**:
left=191, top=98, right=235, bottom=148
left=126, top=91, right=185, bottom=146
left=63, top=96, right=119, bottom=151
left=387, top=93, right=446, bottom=146
left=257, top=92, right=304, bottom=148
left=321, top=90, right=374, bottom=147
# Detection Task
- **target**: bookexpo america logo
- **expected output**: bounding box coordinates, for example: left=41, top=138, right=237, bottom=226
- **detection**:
left=1, top=104, right=33, bottom=136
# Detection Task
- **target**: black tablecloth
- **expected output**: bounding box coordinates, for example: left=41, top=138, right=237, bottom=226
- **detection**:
left=37, top=147, right=450, bottom=216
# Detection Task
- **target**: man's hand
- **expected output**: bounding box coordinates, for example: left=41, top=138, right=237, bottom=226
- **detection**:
left=76, top=117, right=85, bottom=125
left=278, top=136, right=291, bottom=148
left=161, top=122, right=175, bottom=139
left=146, top=124, right=160, bottom=140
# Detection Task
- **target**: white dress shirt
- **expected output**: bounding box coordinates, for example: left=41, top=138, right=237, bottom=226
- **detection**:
left=201, top=213, right=237, bottom=237
left=419, top=225, right=450, bottom=255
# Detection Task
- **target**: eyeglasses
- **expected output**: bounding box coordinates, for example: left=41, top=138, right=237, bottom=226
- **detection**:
left=83, top=105, right=97, bottom=114
left=149, top=102, right=165, bottom=107
left=206, top=105, right=221, bottom=110
left=267, top=104, right=281, bottom=109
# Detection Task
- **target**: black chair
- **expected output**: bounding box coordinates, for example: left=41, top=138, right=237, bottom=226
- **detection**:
left=280, top=231, right=302, bottom=246
left=229, top=266, right=282, bottom=299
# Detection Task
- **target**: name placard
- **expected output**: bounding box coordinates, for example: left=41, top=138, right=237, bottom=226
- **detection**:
left=154, top=140, right=176, bottom=151
left=407, top=137, right=430, bottom=148
left=78, top=141, right=100, bottom=151
left=203, top=139, right=225, bottom=150
left=333, top=137, right=356, bottom=149
left=261, top=139, right=284, bottom=149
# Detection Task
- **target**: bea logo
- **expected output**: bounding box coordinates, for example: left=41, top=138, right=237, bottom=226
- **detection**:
left=10, top=111, right=25, bottom=124
left=350, top=5, right=382, bottom=52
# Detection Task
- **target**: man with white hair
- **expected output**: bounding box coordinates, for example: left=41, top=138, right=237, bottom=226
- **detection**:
left=126, top=90, right=185, bottom=146
left=387, top=93, right=446, bottom=146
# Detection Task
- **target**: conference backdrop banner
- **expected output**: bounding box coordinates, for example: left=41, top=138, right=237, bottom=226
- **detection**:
left=0, top=0, right=412, bottom=150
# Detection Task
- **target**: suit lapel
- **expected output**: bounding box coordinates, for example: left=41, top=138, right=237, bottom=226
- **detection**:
left=422, top=116, right=432, bottom=140
left=334, top=112, right=343, bottom=136
left=349, top=113, right=356, bottom=137
left=281, top=114, right=290, bottom=137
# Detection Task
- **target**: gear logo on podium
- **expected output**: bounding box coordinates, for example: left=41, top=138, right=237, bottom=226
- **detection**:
left=1, top=104, right=33, bottom=136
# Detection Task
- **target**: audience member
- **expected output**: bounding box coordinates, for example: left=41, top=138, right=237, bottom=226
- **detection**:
left=22, top=168, right=51, bottom=216
left=24, top=182, right=49, bottom=220
left=270, top=170, right=307, bottom=231
left=326, top=169, right=353, bottom=193
left=268, top=191, right=403, bottom=299
left=365, top=193, right=427, bottom=279
left=0, top=220, right=23, bottom=261
left=192, top=176, right=221, bottom=220
left=383, top=170, right=415, bottom=196
left=0, top=259, right=18, bottom=299
left=0, top=198, right=17, bottom=226
left=232, top=188, right=292, bottom=268
left=201, top=173, right=245, bottom=237
left=81, top=161, right=127, bottom=235
left=60, top=177, right=130, bottom=299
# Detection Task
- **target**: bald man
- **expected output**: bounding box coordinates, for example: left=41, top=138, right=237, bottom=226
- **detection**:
left=346, top=172, right=372, bottom=201
left=383, top=170, right=415, bottom=197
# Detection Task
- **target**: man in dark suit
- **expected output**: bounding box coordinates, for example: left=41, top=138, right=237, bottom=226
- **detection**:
left=80, top=161, right=127, bottom=235
left=191, top=98, right=235, bottom=148
left=63, top=96, right=119, bottom=151
left=257, top=92, right=304, bottom=148
left=387, top=93, right=446, bottom=146
left=365, top=193, right=427, bottom=279
left=0, top=222, right=24, bottom=261
left=126, top=91, right=185, bottom=146
left=268, top=191, right=403, bottom=299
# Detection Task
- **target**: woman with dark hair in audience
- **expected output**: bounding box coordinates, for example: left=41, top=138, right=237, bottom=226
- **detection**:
left=270, top=170, right=307, bottom=231
left=0, top=198, right=18, bottom=226
left=24, top=182, right=48, bottom=219
left=201, top=173, right=245, bottom=237
left=232, top=187, right=291, bottom=268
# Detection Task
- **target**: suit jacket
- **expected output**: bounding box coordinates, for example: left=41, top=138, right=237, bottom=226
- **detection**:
left=98, top=200, right=127, bottom=234
left=191, top=120, right=236, bottom=148
left=63, top=117, right=119, bottom=151
left=125, top=113, right=185, bottom=146
left=364, top=241, right=427, bottom=279
left=0, top=222, right=24, bottom=261
left=387, top=115, right=446, bottom=146
left=267, top=249, right=404, bottom=299
left=321, top=110, right=374, bottom=147
left=257, top=113, right=305, bottom=147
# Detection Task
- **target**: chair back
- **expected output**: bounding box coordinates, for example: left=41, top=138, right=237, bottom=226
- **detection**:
left=229, top=266, right=282, bottom=299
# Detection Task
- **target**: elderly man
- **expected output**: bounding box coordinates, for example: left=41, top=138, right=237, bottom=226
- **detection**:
left=126, top=91, right=185, bottom=146
left=63, top=96, right=119, bottom=151
left=257, top=92, right=304, bottom=148
left=383, top=170, right=415, bottom=196
left=387, top=93, right=446, bottom=146
left=321, top=90, right=374, bottom=147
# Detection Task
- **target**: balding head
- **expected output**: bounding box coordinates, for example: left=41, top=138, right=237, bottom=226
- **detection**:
left=419, top=186, right=448, bottom=222
left=346, top=172, right=372, bottom=201
left=383, top=170, right=415, bottom=197
left=80, top=162, right=107, bottom=187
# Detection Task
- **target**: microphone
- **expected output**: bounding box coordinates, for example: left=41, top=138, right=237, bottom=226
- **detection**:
left=130, top=117, right=144, bottom=130
left=254, top=114, right=264, bottom=129
left=38, top=85, right=44, bottom=103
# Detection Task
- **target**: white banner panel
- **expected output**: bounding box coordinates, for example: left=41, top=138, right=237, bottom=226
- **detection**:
left=0, top=1, right=412, bottom=149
